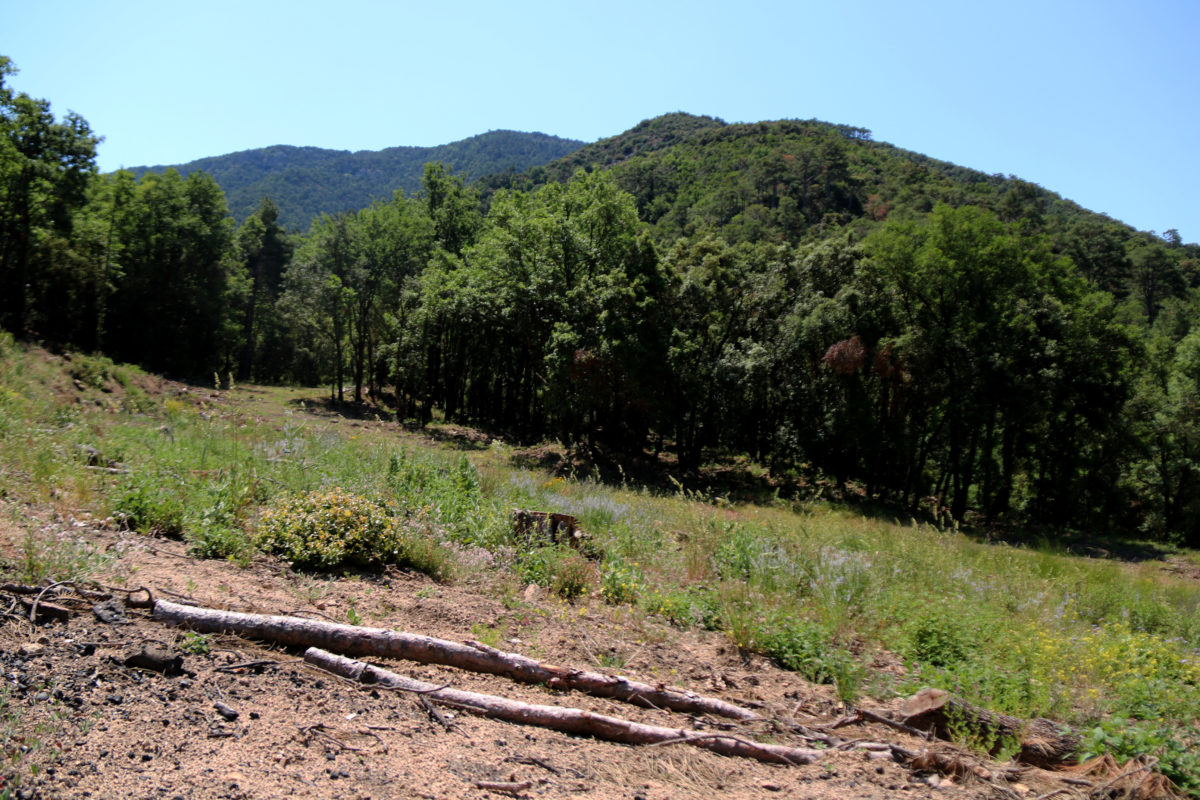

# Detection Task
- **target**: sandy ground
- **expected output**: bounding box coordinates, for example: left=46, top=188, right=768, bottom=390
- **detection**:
left=0, top=509, right=1106, bottom=800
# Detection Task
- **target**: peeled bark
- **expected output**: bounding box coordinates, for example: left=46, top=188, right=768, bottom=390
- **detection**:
left=304, top=647, right=819, bottom=765
left=152, top=599, right=758, bottom=721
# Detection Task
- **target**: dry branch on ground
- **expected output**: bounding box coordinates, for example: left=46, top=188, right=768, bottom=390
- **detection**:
left=304, top=647, right=822, bottom=766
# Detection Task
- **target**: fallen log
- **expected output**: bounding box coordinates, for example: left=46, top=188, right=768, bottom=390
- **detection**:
left=18, top=597, right=71, bottom=624
left=901, top=688, right=1079, bottom=768
left=151, top=599, right=758, bottom=721
left=305, top=647, right=820, bottom=766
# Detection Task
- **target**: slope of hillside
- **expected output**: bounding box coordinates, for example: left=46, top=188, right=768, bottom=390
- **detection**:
left=130, top=130, right=585, bottom=231
left=1, top=340, right=1198, bottom=797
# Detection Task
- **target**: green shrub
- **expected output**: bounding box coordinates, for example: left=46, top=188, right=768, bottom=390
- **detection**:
left=551, top=551, right=595, bottom=599
left=255, top=488, right=453, bottom=579
left=183, top=472, right=259, bottom=562
left=643, top=590, right=692, bottom=626
left=112, top=475, right=185, bottom=536
left=903, top=614, right=976, bottom=668
left=600, top=559, right=644, bottom=605
left=758, top=619, right=846, bottom=682
left=516, top=545, right=558, bottom=587
left=1082, top=717, right=1200, bottom=796
left=517, top=545, right=594, bottom=598
left=179, top=632, right=212, bottom=655
left=393, top=525, right=456, bottom=583
left=713, top=523, right=761, bottom=580
left=13, top=530, right=111, bottom=585
left=385, top=451, right=506, bottom=547
left=187, top=523, right=252, bottom=563
left=643, top=586, right=723, bottom=630
left=66, top=353, right=128, bottom=390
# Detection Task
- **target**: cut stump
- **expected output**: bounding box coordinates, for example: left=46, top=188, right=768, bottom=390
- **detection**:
left=901, top=687, right=1079, bottom=768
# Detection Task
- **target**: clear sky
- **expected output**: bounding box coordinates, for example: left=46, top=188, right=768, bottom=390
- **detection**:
left=4, top=0, right=1198, bottom=241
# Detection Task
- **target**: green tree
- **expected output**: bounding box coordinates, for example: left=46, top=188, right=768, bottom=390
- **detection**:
left=659, top=236, right=756, bottom=471
left=0, top=55, right=100, bottom=336
left=349, top=194, right=433, bottom=401
left=865, top=204, right=1134, bottom=522
left=1127, top=238, right=1184, bottom=326
left=406, top=169, right=660, bottom=447
left=1125, top=314, right=1200, bottom=543
left=279, top=213, right=356, bottom=401
left=422, top=162, right=480, bottom=258
left=107, top=169, right=235, bottom=376
left=234, top=198, right=293, bottom=381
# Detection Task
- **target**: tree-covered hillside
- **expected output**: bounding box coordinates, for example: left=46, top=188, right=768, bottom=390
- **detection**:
left=5, top=52, right=1200, bottom=543
left=129, top=130, right=585, bottom=231
left=506, top=113, right=1139, bottom=248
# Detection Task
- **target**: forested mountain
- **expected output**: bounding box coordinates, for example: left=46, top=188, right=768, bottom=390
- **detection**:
left=129, top=130, right=585, bottom=231
left=6, top=50, right=1200, bottom=544
left=493, top=112, right=1143, bottom=248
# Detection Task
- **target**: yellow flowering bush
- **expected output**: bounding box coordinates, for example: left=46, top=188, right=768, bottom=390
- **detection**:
left=1015, top=615, right=1200, bottom=722
left=600, top=559, right=644, bottom=605
left=256, top=488, right=423, bottom=572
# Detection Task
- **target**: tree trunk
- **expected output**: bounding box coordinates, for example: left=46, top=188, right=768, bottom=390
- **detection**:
left=304, top=648, right=818, bottom=765
left=151, top=600, right=758, bottom=721
left=238, top=286, right=258, bottom=383
left=352, top=330, right=365, bottom=403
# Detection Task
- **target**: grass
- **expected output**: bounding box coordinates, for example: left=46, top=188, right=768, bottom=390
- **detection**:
left=1, top=336, right=1199, bottom=792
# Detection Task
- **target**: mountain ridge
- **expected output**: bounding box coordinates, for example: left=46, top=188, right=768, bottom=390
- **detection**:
left=126, top=111, right=1190, bottom=249
left=129, top=129, right=586, bottom=231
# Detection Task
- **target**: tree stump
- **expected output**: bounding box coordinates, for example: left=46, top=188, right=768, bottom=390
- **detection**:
left=901, top=688, right=1080, bottom=768
left=511, top=510, right=587, bottom=549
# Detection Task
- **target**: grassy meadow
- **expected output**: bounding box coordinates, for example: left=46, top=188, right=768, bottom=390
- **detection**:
left=1, top=334, right=1198, bottom=793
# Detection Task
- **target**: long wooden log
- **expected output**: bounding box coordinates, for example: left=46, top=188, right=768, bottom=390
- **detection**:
left=304, top=647, right=819, bottom=766
left=152, top=599, right=758, bottom=721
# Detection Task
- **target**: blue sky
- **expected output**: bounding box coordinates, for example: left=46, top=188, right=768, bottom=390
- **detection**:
left=4, top=0, right=1198, bottom=241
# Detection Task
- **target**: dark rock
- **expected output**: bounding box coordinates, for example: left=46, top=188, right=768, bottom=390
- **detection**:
left=213, top=701, right=239, bottom=721
left=124, top=643, right=185, bottom=675
left=92, top=600, right=128, bottom=625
